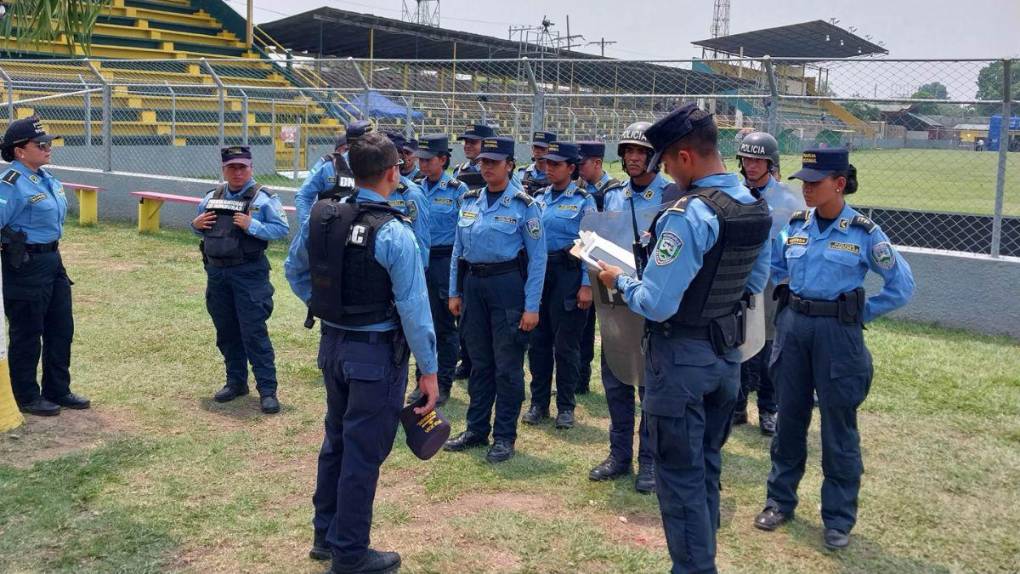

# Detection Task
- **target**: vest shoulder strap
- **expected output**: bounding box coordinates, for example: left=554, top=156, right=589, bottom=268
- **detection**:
left=463, top=188, right=481, bottom=199
left=513, top=190, right=536, bottom=207
left=596, top=177, right=623, bottom=194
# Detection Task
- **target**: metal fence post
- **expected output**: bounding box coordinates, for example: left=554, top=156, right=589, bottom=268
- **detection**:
left=401, top=96, right=413, bottom=139
left=511, top=103, right=520, bottom=142
left=348, top=57, right=372, bottom=120
left=165, top=82, right=176, bottom=144
left=0, top=67, right=12, bottom=122
left=292, top=124, right=301, bottom=180
left=202, top=59, right=226, bottom=147
left=568, top=107, right=576, bottom=140
left=79, top=75, right=92, bottom=146
left=523, top=58, right=544, bottom=135
left=240, top=89, right=249, bottom=146
left=763, top=56, right=780, bottom=137
left=85, top=60, right=111, bottom=172
left=991, top=59, right=1012, bottom=258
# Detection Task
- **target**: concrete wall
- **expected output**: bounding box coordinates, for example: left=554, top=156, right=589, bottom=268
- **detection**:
left=56, top=146, right=278, bottom=178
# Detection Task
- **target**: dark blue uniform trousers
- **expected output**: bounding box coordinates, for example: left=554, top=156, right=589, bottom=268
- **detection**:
left=735, top=340, right=777, bottom=414
left=3, top=251, right=73, bottom=405
left=766, top=308, right=873, bottom=534
left=602, top=353, right=652, bottom=466
left=644, top=334, right=739, bottom=574
left=312, top=326, right=407, bottom=564
left=426, top=252, right=458, bottom=392
left=462, top=269, right=528, bottom=442
left=205, top=257, right=278, bottom=396
left=579, top=306, right=596, bottom=389
left=527, top=260, right=587, bottom=413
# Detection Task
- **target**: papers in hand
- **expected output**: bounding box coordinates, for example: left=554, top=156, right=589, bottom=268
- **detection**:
left=570, top=230, right=637, bottom=274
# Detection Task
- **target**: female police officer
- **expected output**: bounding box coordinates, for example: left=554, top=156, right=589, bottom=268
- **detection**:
left=754, top=148, right=914, bottom=550
left=522, top=141, right=594, bottom=430
left=0, top=116, right=87, bottom=416
left=444, top=136, right=547, bottom=463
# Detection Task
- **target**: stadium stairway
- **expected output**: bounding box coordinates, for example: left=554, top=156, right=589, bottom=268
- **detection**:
left=0, top=0, right=351, bottom=170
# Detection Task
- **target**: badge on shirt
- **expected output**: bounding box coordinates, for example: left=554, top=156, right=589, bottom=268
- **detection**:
left=495, top=215, right=517, bottom=225
left=838, top=218, right=850, bottom=231
left=829, top=241, right=860, bottom=255
left=643, top=189, right=655, bottom=201
left=29, top=193, right=46, bottom=204
left=786, top=235, right=808, bottom=246
left=654, top=231, right=683, bottom=266
left=28, top=174, right=40, bottom=184
left=526, top=218, right=541, bottom=239
left=407, top=200, right=419, bottom=222
left=872, top=241, right=896, bottom=270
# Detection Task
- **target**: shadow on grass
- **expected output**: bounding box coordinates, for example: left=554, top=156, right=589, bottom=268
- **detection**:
left=198, top=396, right=277, bottom=420
left=780, top=520, right=954, bottom=574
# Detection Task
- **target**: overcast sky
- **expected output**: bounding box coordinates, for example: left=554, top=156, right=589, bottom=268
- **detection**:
left=225, top=0, right=1020, bottom=99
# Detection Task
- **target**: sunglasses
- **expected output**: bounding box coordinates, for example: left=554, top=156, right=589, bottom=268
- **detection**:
left=30, top=141, right=52, bottom=151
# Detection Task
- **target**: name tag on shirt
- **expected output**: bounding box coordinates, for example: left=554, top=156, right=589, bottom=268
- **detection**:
left=461, top=211, right=478, bottom=221
left=29, top=193, right=46, bottom=204
left=557, top=204, right=579, bottom=212
left=786, top=235, right=808, bottom=246
left=828, top=241, right=860, bottom=255
left=390, top=199, right=406, bottom=208
left=494, top=215, right=517, bottom=225
left=433, top=198, right=454, bottom=206
left=206, top=199, right=247, bottom=212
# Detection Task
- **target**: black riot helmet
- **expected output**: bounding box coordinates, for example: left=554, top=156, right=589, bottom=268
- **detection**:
left=735, top=131, right=780, bottom=176
left=617, top=121, right=656, bottom=172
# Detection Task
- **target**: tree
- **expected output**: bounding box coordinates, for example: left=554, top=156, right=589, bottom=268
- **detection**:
left=1, top=0, right=112, bottom=57
left=843, top=100, right=882, bottom=122
left=975, top=60, right=1020, bottom=114
left=910, top=82, right=950, bottom=115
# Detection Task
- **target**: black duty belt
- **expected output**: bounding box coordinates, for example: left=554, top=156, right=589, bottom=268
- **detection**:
left=206, top=253, right=264, bottom=268
left=23, top=241, right=59, bottom=253
left=644, top=321, right=711, bottom=340
left=465, top=259, right=519, bottom=277
left=546, top=250, right=579, bottom=268
left=429, top=245, right=454, bottom=258
left=788, top=293, right=840, bottom=317
left=323, top=325, right=396, bottom=344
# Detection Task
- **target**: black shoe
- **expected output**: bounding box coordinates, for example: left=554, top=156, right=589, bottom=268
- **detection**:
left=436, top=387, right=451, bottom=407
left=759, top=411, right=777, bottom=436
left=589, top=455, right=631, bottom=481
left=406, top=387, right=423, bottom=406
left=754, top=507, right=793, bottom=531
left=214, top=385, right=249, bottom=403
left=18, top=397, right=60, bottom=416
left=732, top=409, right=748, bottom=425
left=310, top=529, right=330, bottom=561
left=635, top=463, right=656, bottom=494
left=260, top=395, right=280, bottom=414
left=823, top=528, right=850, bottom=550
left=49, top=392, right=90, bottom=410
left=454, top=363, right=470, bottom=380
left=486, top=440, right=515, bottom=463
left=331, top=548, right=401, bottom=574
left=443, top=430, right=489, bottom=452
left=555, top=410, right=574, bottom=429
left=521, top=405, right=549, bottom=425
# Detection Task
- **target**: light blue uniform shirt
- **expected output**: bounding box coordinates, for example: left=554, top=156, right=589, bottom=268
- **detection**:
left=536, top=182, right=596, bottom=287
left=582, top=171, right=613, bottom=196
left=193, top=178, right=290, bottom=241
left=420, top=172, right=468, bottom=247
left=449, top=182, right=548, bottom=312
left=616, top=173, right=772, bottom=322
left=0, top=161, right=67, bottom=243
left=403, top=164, right=420, bottom=181
left=604, top=172, right=671, bottom=213
left=771, top=203, right=914, bottom=323
left=389, top=176, right=431, bottom=269
left=284, top=188, right=439, bottom=374
left=295, top=155, right=340, bottom=225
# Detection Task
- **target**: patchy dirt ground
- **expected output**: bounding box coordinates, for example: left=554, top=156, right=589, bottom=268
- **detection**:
left=0, top=408, right=137, bottom=469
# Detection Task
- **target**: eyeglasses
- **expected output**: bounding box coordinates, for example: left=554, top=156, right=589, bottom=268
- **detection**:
left=31, top=141, right=52, bottom=151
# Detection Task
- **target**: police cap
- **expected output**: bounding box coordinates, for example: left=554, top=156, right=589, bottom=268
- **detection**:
left=577, top=141, right=606, bottom=160
left=644, top=103, right=715, bottom=171
left=544, top=141, right=580, bottom=163
left=458, top=123, right=496, bottom=141
left=531, top=131, right=557, bottom=148
left=789, top=148, right=850, bottom=182
left=476, top=136, right=515, bottom=161
left=400, top=397, right=452, bottom=461
left=415, top=134, right=452, bottom=159
left=221, top=145, right=252, bottom=167
left=1, top=115, right=60, bottom=148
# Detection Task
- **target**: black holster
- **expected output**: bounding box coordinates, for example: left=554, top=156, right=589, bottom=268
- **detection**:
left=838, top=287, right=866, bottom=325
left=773, top=283, right=791, bottom=318
left=392, top=328, right=410, bottom=366
left=1, top=226, right=28, bottom=270
left=456, top=257, right=467, bottom=295
left=707, top=305, right=747, bottom=356
left=516, top=249, right=529, bottom=280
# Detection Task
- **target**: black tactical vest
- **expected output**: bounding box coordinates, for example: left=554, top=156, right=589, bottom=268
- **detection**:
left=455, top=162, right=485, bottom=190
left=307, top=196, right=405, bottom=326
left=648, top=187, right=771, bottom=329
left=318, top=153, right=357, bottom=201
left=200, top=184, right=269, bottom=267
left=591, top=176, right=624, bottom=212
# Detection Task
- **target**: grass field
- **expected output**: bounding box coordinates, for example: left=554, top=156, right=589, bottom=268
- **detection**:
left=1, top=223, right=1019, bottom=573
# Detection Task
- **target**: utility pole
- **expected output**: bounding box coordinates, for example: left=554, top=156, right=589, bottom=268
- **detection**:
left=586, top=37, right=617, bottom=57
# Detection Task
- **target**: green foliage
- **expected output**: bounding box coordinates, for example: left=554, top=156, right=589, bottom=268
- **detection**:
left=910, top=81, right=949, bottom=115
left=843, top=100, right=882, bottom=122
left=0, top=0, right=112, bottom=57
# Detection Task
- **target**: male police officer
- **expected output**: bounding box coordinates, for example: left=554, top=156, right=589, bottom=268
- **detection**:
left=383, top=131, right=431, bottom=269
left=192, top=146, right=290, bottom=414
left=295, top=120, right=373, bottom=225
left=589, top=122, right=670, bottom=494
left=598, top=104, right=772, bottom=574
left=285, top=131, right=438, bottom=574
left=733, top=132, right=797, bottom=435
left=398, top=137, right=420, bottom=182
left=453, top=123, right=496, bottom=192
left=519, top=131, right=556, bottom=196
left=575, top=141, right=625, bottom=394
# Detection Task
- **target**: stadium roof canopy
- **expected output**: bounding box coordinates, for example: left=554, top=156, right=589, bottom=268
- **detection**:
left=258, top=7, right=752, bottom=93
left=692, top=20, right=888, bottom=61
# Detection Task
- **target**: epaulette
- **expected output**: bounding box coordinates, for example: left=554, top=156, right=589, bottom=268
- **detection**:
left=789, top=210, right=810, bottom=223
left=850, top=214, right=877, bottom=233
left=573, top=186, right=591, bottom=198
left=513, top=190, right=536, bottom=206
left=667, top=196, right=693, bottom=214
left=1, top=170, right=21, bottom=185
left=396, top=182, right=408, bottom=193
left=463, top=188, right=481, bottom=199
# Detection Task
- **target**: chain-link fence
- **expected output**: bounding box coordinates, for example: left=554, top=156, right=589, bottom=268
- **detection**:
left=0, top=56, right=1016, bottom=256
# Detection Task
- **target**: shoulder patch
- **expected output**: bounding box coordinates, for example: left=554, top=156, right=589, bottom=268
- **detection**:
left=871, top=241, right=896, bottom=270
left=1, top=170, right=20, bottom=185
left=513, top=190, right=536, bottom=207
left=851, top=214, right=877, bottom=233
left=653, top=231, right=684, bottom=266
left=790, top=210, right=809, bottom=223
left=526, top=217, right=541, bottom=239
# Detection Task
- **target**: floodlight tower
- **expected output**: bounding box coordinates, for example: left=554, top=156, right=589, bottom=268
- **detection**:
left=710, top=0, right=730, bottom=38
left=402, top=0, right=440, bottom=28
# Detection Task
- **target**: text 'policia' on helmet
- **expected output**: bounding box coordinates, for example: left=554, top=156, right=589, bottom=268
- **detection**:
left=617, top=121, right=655, bottom=156
left=735, top=131, right=781, bottom=172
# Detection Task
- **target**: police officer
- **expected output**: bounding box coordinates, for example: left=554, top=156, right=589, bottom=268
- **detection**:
left=732, top=131, right=790, bottom=435
left=597, top=104, right=773, bottom=574
left=523, top=142, right=595, bottom=429
left=398, top=136, right=421, bottom=182
left=754, top=148, right=914, bottom=551
left=408, top=134, right=469, bottom=407
left=589, top=121, right=670, bottom=494
left=285, top=131, right=439, bottom=573
left=518, top=131, right=556, bottom=196
left=294, top=120, right=373, bottom=225
left=575, top=141, right=625, bottom=394
left=452, top=122, right=496, bottom=192
left=191, top=146, right=290, bottom=414
left=383, top=131, right=431, bottom=269
left=443, top=136, right=547, bottom=463
left=0, top=116, right=86, bottom=416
